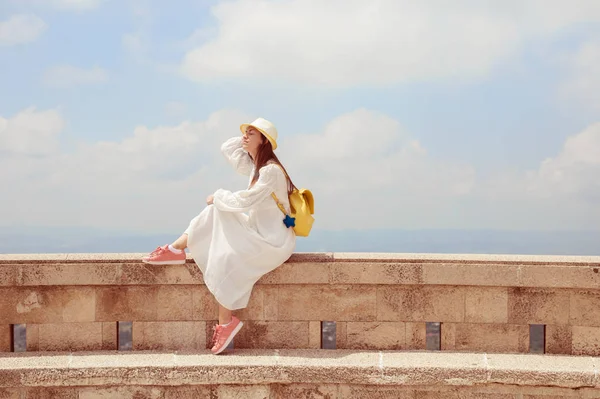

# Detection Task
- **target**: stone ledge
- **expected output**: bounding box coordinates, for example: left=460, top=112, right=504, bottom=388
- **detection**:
left=0, top=350, right=598, bottom=390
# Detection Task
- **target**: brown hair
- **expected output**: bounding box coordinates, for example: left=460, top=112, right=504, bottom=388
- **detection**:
left=249, top=135, right=296, bottom=196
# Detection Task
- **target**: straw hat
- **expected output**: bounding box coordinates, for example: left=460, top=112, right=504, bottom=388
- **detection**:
left=240, top=117, right=278, bottom=150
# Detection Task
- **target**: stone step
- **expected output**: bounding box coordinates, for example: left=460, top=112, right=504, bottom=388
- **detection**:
left=1, top=349, right=599, bottom=398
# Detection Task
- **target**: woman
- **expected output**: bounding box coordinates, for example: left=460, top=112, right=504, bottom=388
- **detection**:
left=142, top=117, right=297, bottom=355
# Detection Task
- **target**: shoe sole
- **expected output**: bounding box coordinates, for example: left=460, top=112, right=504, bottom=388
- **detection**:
left=212, top=321, right=244, bottom=355
left=141, top=259, right=186, bottom=265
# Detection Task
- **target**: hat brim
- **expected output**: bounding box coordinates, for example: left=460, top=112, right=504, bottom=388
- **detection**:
left=240, top=123, right=277, bottom=150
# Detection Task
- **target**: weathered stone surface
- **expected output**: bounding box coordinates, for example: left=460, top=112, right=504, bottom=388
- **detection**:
left=234, top=321, right=309, bottom=349
left=0, top=388, right=19, bottom=399
left=258, top=262, right=329, bottom=284
left=0, top=287, right=95, bottom=324
left=329, top=262, right=422, bottom=285
left=24, top=388, right=78, bottom=398
left=95, top=286, right=157, bottom=321
left=216, top=385, right=270, bottom=399
left=377, top=286, right=465, bottom=322
left=26, top=324, right=39, bottom=351
left=156, top=286, right=194, bottom=321
left=422, top=262, right=519, bottom=287
left=521, top=265, right=600, bottom=289
left=345, top=322, right=405, bottom=350
left=21, top=263, right=118, bottom=286
left=118, top=263, right=198, bottom=285
left=192, top=285, right=264, bottom=321
left=309, top=321, right=321, bottom=349
left=570, top=290, right=600, bottom=327
left=133, top=321, right=205, bottom=351
left=277, top=286, right=376, bottom=321
left=507, top=288, right=570, bottom=325
left=453, top=323, right=529, bottom=353
left=0, top=326, right=10, bottom=352
left=405, top=322, right=426, bottom=350
left=38, top=322, right=103, bottom=351
left=572, top=326, right=600, bottom=356
left=271, top=384, right=338, bottom=399
left=164, top=386, right=213, bottom=398
left=0, top=265, right=19, bottom=287
left=78, top=386, right=164, bottom=398
left=546, top=325, right=572, bottom=355
left=465, top=287, right=508, bottom=324
left=101, top=322, right=117, bottom=351
left=441, top=322, right=456, bottom=350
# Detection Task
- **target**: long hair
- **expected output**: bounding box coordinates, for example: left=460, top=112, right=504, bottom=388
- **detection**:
left=249, top=136, right=296, bottom=196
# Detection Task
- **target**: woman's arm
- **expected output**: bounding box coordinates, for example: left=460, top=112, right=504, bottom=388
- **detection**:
left=213, top=164, right=281, bottom=212
left=221, top=136, right=254, bottom=176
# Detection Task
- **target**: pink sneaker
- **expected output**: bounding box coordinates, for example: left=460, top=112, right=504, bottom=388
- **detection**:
left=142, top=245, right=186, bottom=265
left=210, top=316, right=244, bottom=355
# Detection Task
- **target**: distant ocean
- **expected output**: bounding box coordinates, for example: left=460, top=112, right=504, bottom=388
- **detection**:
left=1, top=227, right=599, bottom=256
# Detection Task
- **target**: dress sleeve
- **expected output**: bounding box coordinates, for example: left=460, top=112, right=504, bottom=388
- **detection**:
left=221, top=136, right=254, bottom=176
left=213, top=164, right=281, bottom=212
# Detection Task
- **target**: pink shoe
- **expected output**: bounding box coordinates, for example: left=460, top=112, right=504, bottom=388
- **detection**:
left=210, top=316, right=244, bottom=355
left=142, top=245, right=186, bottom=265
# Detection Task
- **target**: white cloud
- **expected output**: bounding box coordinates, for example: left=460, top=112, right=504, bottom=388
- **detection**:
left=42, top=65, right=109, bottom=88
left=181, top=0, right=600, bottom=87
left=0, top=107, right=64, bottom=156
left=0, top=14, right=46, bottom=46
left=165, top=102, right=188, bottom=118
left=559, top=40, right=600, bottom=111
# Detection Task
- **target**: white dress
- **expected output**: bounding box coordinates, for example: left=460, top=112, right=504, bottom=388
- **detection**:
left=185, top=136, right=297, bottom=310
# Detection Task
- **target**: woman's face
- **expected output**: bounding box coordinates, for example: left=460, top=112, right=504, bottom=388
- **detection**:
left=242, top=126, right=264, bottom=154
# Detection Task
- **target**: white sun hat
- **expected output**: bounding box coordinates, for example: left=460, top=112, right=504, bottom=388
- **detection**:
left=240, top=117, right=278, bottom=150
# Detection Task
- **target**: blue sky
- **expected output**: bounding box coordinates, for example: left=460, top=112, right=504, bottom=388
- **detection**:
left=1, top=0, right=599, bottom=235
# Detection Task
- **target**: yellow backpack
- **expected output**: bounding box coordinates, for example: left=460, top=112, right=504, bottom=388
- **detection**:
left=270, top=166, right=315, bottom=237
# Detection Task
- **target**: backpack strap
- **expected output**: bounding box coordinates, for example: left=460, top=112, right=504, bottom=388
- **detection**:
left=271, top=192, right=287, bottom=216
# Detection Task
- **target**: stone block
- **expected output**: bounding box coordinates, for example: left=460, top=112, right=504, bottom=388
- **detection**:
left=95, top=286, right=158, bottom=321
left=545, top=325, right=572, bottom=355
left=258, top=262, right=329, bottom=284
left=38, top=322, right=103, bottom=351
left=277, top=285, right=376, bottom=321
left=26, top=324, right=39, bottom=351
left=119, top=263, right=198, bottom=285
left=271, top=384, right=338, bottom=399
left=572, top=326, right=600, bottom=356
left=336, top=321, right=347, bottom=349
left=521, top=265, right=600, bottom=289
left=570, top=290, right=600, bottom=327
left=23, top=388, right=78, bottom=399
left=102, top=322, right=117, bottom=350
left=422, top=262, right=519, bottom=287
left=0, top=265, right=19, bottom=286
left=406, top=322, right=427, bottom=350
left=263, top=286, right=278, bottom=320
left=507, top=288, right=569, bottom=325
left=215, top=385, right=270, bottom=399
left=133, top=321, right=205, bottom=350
left=465, top=287, right=508, bottom=323
left=165, top=386, right=214, bottom=398
left=339, top=385, right=415, bottom=398
left=377, top=286, right=465, bottom=322
left=192, top=285, right=264, bottom=321
left=309, top=321, right=321, bottom=349
left=0, top=287, right=95, bottom=324
left=156, top=286, right=194, bottom=321
left=233, top=321, right=309, bottom=349
left=329, top=262, right=422, bottom=285
left=21, top=263, right=118, bottom=286
left=441, top=322, right=456, bottom=350
left=0, top=388, right=20, bottom=399
left=454, top=323, right=529, bottom=353
left=79, top=387, right=165, bottom=398
left=0, top=325, right=10, bottom=352
left=345, top=322, right=406, bottom=350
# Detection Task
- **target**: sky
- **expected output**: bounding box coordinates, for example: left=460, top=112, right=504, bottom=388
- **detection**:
left=1, top=0, right=600, bottom=237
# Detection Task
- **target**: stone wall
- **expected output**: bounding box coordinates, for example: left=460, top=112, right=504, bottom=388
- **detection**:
left=1, top=252, right=600, bottom=355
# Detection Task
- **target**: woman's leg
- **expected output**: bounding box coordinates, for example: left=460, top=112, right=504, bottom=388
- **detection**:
left=218, top=304, right=233, bottom=325
left=171, top=233, right=188, bottom=250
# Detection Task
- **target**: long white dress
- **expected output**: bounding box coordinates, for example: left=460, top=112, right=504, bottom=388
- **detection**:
left=185, top=136, right=296, bottom=310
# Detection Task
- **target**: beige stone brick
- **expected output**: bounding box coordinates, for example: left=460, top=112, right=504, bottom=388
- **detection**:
left=102, top=322, right=117, bottom=350
left=24, top=388, right=78, bottom=399
left=0, top=325, right=10, bottom=352
left=263, top=286, right=279, bottom=320
left=271, top=384, right=338, bottom=399
left=258, top=262, right=329, bottom=284
left=309, top=321, right=321, bottom=349
left=278, top=285, right=376, bottom=321
left=0, top=287, right=95, bottom=324
left=0, top=265, right=19, bottom=286
left=26, top=324, right=39, bottom=351
left=234, top=321, right=309, bottom=349
left=545, top=325, right=572, bottom=355
left=406, top=322, right=427, bottom=350
left=156, top=285, right=193, bottom=321
left=465, top=287, right=508, bottom=323
left=192, top=285, right=264, bottom=321
left=454, top=323, right=529, bottom=353
left=133, top=321, right=205, bottom=351
left=236, top=285, right=265, bottom=321
left=339, top=385, right=415, bottom=398
left=21, top=263, right=118, bottom=286
left=38, top=322, right=103, bottom=351
left=572, top=326, right=600, bottom=356
left=336, top=321, right=347, bottom=349
left=377, top=286, right=465, bottom=322
left=521, top=265, right=600, bottom=289
left=414, top=390, right=513, bottom=398
left=330, top=262, right=422, bottom=284
left=570, top=290, right=600, bottom=326
left=165, top=386, right=213, bottom=398
left=79, top=387, right=165, bottom=398
left=119, top=263, right=197, bottom=285
left=346, top=322, right=406, bottom=350
left=422, top=262, right=519, bottom=287
left=215, top=385, right=270, bottom=399
left=441, top=322, right=456, bottom=350
left=95, top=286, right=158, bottom=321
left=0, top=388, right=20, bottom=399
left=507, top=288, right=569, bottom=325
